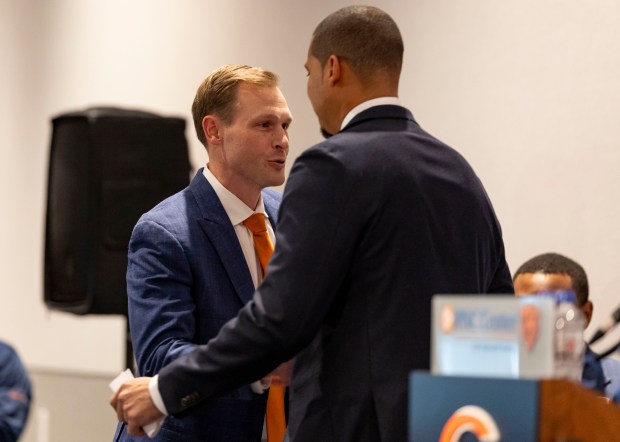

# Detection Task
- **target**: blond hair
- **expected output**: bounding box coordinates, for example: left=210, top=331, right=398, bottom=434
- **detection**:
left=192, top=64, right=279, bottom=147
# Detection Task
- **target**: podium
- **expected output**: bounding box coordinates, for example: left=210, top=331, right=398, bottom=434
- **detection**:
left=409, top=372, right=620, bottom=442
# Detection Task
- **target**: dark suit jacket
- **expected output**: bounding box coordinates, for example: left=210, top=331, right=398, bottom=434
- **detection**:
left=157, top=106, right=514, bottom=441
left=116, top=169, right=280, bottom=441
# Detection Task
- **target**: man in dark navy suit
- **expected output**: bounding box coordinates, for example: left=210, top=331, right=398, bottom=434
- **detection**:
left=112, top=6, right=513, bottom=441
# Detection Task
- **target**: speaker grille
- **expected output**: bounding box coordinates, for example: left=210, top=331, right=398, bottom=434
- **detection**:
left=44, top=107, right=191, bottom=315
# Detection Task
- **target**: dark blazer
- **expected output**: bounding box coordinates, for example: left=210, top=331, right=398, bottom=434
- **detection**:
left=156, top=106, right=514, bottom=441
left=116, top=169, right=280, bottom=441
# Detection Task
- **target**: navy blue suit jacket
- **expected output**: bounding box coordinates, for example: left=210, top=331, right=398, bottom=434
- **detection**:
left=0, top=341, right=31, bottom=442
left=116, top=169, right=280, bottom=441
left=156, top=106, right=513, bottom=441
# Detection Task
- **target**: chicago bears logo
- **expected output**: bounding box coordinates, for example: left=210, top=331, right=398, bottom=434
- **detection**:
left=439, top=405, right=500, bottom=442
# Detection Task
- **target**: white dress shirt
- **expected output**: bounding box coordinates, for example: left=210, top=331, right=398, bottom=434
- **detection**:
left=340, top=96, right=402, bottom=130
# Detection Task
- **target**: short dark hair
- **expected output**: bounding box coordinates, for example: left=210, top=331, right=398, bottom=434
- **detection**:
left=310, top=6, right=403, bottom=83
left=513, top=252, right=589, bottom=306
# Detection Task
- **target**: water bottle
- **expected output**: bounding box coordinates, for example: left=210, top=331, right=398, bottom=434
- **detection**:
left=552, top=290, right=586, bottom=382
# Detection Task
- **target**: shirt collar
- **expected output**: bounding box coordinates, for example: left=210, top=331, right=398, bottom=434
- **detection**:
left=202, top=165, right=267, bottom=226
left=340, top=97, right=402, bottom=130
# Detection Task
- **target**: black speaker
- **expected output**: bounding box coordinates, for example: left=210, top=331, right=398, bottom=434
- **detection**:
left=44, top=107, right=191, bottom=315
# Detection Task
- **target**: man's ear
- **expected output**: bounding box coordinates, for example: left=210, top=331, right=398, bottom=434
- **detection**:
left=202, top=115, right=223, bottom=144
left=582, top=300, right=593, bottom=328
left=326, top=54, right=342, bottom=86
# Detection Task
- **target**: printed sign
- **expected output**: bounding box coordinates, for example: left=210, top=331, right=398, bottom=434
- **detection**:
left=431, top=295, right=555, bottom=379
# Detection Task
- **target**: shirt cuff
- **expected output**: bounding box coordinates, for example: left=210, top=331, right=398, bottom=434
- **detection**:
left=149, top=375, right=169, bottom=416
left=250, top=376, right=272, bottom=394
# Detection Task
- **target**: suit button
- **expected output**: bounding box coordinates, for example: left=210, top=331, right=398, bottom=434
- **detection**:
left=181, top=392, right=200, bottom=408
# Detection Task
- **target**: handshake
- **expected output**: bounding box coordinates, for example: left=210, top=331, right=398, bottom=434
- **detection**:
left=108, top=362, right=292, bottom=437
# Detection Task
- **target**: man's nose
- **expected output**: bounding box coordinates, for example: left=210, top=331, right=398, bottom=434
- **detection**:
left=275, top=128, right=289, bottom=150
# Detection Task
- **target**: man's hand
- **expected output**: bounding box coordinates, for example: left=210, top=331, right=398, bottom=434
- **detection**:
left=109, top=377, right=163, bottom=436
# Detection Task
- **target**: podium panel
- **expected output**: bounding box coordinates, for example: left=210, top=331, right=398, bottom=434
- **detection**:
left=539, top=380, right=620, bottom=441
left=410, top=372, right=620, bottom=442
left=410, top=372, right=538, bottom=441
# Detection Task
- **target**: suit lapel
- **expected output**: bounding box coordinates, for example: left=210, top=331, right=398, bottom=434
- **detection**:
left=189, top=170, right=255, bottom=304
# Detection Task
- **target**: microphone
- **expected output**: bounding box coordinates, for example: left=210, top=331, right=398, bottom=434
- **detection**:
left=588, top=304, right=620, bottom=345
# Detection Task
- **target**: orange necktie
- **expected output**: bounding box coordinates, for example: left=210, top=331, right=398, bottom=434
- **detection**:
left=243, top=213, right=286, bottom=442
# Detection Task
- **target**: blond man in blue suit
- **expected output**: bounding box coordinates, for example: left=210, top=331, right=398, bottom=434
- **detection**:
left=114, top=64, right=292, bottom=441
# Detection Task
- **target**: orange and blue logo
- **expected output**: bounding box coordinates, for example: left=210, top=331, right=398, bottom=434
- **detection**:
left=439, top=405, right=500, bottom=442
left=440, top=304, right=456, bottom=334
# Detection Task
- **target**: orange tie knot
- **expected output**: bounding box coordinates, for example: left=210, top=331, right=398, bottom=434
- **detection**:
left=243, top=213, right=269, bottom=235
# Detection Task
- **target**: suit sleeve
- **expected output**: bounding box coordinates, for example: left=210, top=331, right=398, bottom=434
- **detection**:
left=127, top=218, right=198, bottom=376
left=158, top=146, right=361, bottom=414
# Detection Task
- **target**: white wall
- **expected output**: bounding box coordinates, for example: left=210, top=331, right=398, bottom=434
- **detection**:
left=1, top=0, right=619, bottom=378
